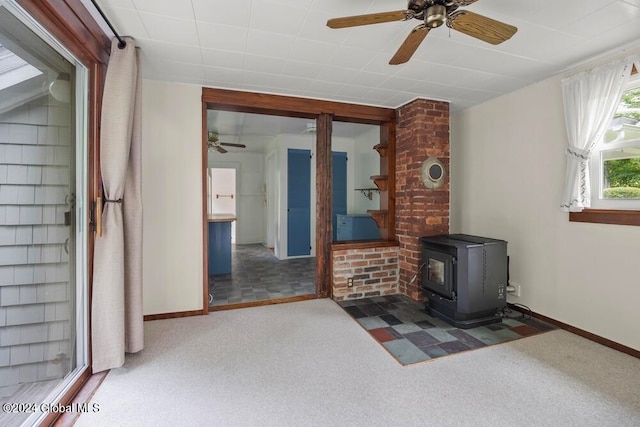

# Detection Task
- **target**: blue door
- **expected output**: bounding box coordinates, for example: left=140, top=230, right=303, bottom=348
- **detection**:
left=287, top=149, right=311, bottom=256
left=332, top=152, right=347, bottom=241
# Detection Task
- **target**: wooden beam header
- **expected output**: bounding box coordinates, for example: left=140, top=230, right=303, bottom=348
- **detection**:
left=202, top=87, right=395, bottom=124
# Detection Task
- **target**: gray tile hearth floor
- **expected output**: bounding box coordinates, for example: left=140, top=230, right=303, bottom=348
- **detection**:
left=209, top=244, right=315, bottom=307
left=338, top=294, right=556, bottom=365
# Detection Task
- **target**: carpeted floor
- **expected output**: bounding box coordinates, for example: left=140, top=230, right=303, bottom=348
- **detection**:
left=76, top=299, right=640, bottom=427
left=338, top=294, right=555, bottom=365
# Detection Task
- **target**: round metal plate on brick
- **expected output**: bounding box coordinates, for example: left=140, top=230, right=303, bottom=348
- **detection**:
left=420, top=157, right=446, bottom=189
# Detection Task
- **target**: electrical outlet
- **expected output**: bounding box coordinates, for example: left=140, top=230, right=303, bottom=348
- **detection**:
left=347, top=277, right=354, bottom=287
left=511, top=282, right=521, bottom=297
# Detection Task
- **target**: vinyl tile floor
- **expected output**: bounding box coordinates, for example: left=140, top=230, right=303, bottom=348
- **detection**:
left=338, top=294, right=556, bottom=365
left=209, top=244, right=315, bottom=307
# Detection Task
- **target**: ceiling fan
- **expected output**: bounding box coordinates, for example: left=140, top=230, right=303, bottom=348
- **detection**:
left=207, top=131, right=246, bottom=154
left=327, top=0, right=517, bottom=65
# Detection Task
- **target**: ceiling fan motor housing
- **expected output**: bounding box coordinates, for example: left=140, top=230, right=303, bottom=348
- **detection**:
left=425, top=4, right=447, bottom=28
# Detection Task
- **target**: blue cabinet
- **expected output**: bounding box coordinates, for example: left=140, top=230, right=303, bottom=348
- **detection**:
left=336, top=214, right=380, bottom=241
left=208, top=220, right=232, bottom=275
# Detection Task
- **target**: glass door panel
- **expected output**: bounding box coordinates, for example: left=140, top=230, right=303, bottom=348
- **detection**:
left=0, top=3, right=87, bottom=425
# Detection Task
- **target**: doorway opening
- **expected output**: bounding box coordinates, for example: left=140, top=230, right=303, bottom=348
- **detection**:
left=201, top=88, right=396, bottom=313
left=208, top=167, right=237, bottom=242
left=206, top=111, right=317, bottom=309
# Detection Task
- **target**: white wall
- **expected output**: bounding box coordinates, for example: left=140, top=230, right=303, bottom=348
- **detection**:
left=141, top=80, right=202, bottom=315
left=209, top=151, right=265, bottom=244
left=451, top=76, right=640, bottom=351
left=353, top=126, right=380, bottom=213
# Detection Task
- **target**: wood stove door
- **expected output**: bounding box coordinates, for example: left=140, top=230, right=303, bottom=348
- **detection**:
left=422, top=249, right=455, bottom=299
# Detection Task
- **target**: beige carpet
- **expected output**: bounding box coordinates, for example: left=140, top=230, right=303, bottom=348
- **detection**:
left=76, top=299, right=640, bottom=426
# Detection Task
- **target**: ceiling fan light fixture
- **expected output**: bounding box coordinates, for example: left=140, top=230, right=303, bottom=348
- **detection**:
left=425, top=4, right=446, bottom=28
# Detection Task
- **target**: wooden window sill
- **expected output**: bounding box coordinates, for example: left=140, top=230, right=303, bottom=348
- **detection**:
left=569, top=209, right=640, bottom=226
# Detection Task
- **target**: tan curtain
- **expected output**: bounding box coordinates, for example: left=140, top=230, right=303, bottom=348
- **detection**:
left=92, top=37, right=143, bottom=373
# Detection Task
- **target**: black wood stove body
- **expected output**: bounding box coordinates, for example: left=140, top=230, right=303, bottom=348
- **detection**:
left=420, top=234, right=507, bottom=329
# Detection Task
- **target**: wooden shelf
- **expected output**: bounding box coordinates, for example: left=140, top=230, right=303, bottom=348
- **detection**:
left=367, top=210, right=388, bottom=229
left=370, top=175, right=388, bottom=191
left=373, top=144, right=388, bottom=157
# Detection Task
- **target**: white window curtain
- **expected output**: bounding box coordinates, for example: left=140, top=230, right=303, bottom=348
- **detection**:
left=560, top=56, right=638, bottom=212
left=92, top=37, right=143, bottom=373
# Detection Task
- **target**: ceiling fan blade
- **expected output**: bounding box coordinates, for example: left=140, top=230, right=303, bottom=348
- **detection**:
left=216, top=146, right=228, bottom=154
left=389, top=26, right=429, bottom=65
left=219, top=142, right=246, bottom=148
left=447, top=10, right=517, bottom=45
left=327, top=10, right=411, bottom=29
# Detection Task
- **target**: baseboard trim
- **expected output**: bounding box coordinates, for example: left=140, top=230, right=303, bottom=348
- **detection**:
left=509, top=304, right=639, bottom=359
left=211, top=294, right=316, bottom=311
left=144, top=309, right=205, bottom=321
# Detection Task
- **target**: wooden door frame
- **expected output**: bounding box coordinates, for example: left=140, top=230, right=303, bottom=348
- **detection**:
left=201, top=88, right=396, bottom=311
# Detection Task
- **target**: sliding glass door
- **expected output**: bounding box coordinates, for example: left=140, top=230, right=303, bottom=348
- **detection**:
left=0, top=2, right=88, bottom=425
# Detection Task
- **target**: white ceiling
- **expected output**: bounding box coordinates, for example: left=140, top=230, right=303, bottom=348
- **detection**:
left=85, top=0, right=640, bottom=147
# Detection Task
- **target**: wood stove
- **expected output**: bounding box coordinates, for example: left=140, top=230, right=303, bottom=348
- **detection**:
left=420, top=234, right=507, bottom=329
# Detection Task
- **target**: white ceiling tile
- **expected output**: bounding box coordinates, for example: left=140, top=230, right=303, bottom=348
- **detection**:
left=362, top=52, right=401, bottom=75
left=393, top=61, right=446, bottom=81
left=381, top=76, right=422, bottom=93
left=362, top=87, right=402, bottom=102
left=201, top=49, right=245, bottom=69
left=345, top=71, right=390, bottom=88
left=100, top=5, right=149, bottom=40
left=268, top=0, right=314, bottom=9
left=563, top=1, right=640, bottom=38
left=192, top=0, right=252, bottom=27
left=244, top=55, right=285, bottom=75
left=314, top=65, right=357, bottom=84
left=341, top=21, right=408, bottom=51
left=135, top=39, right=201, bottom=65
left=132, top=0, right=194, bottom=20
left=280, top=60, right=321, bottom=79
left=250, top=0, right=308, bottom=36
left=448, top=86, right=502, bottom=103
left=86, top=0, right=640, bottom=118
left=298, top=9, right=352, bottom=45
left=412, top=81, right=457, bottom=99
left=197, top=22, right=248, bottom=51
left=288, top=39, right=340, bottom=64
left=328, top=46, right=377, bottom=70
left=306, top=79, right=344, bottom=95
left=143, top=59, right=205, bottom=81
left=310, top=0, right=375, bottom=15
left=246, top=30, right=296, bottom=57
left=96, top=0, right=135, bottom=8
left=333, top=84, right=373, bottom=99
left=523, top=0, right=619, bottom=29
left=138, top=12, right=199, bottom=46
left=496, top=27, right=583, bottom=62
left=204, top=66, right=245, bottom=85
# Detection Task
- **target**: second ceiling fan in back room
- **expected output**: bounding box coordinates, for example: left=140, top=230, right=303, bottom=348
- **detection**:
left=207, top=131, right=246, bottom=154
left=327, top=0, right=518, bottom=65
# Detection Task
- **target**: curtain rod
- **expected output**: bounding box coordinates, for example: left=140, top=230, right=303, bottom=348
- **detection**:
left=90, top=0, right=126, bottom=49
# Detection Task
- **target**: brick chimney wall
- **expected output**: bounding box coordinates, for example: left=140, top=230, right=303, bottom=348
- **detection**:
left=395, top=99, right=450, bottom=300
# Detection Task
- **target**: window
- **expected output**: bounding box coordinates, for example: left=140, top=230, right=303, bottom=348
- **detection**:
left=590, top=75, right=640, bottom=209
